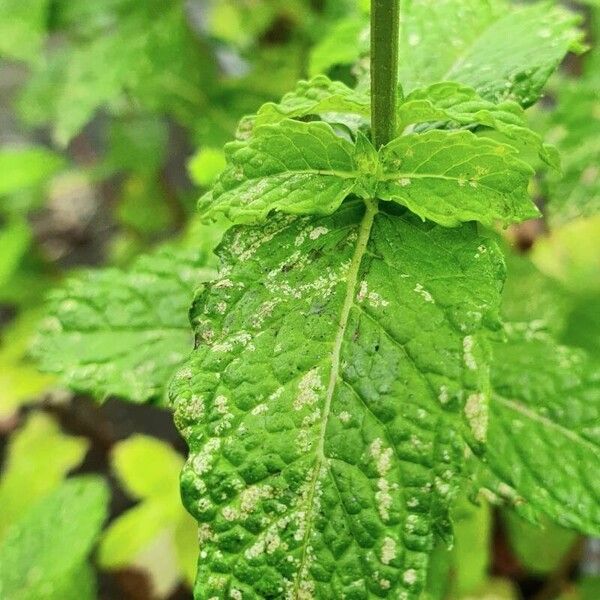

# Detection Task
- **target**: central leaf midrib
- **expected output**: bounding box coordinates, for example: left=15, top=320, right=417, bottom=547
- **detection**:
left=292, top=198, right=379, bottom=596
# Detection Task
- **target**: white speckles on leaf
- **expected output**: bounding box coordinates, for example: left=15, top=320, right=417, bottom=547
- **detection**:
left=192, top=438, right=221, bottom=476
left=403, top=569, right=418, bottom=586
left=308, top=226, right=329, bottom=240
left=338, top=411, right=352, bottom=424
left=438, top=385, right=449, bottom=405
left=381, top=536, right=397, bottom=565
left=294, top=369, right=324, bottom=411
left=413, top=283, right=434, bottom=303
left=356, top=280, right=389, bottom=308
left=211, top=331, right=254, bottom=353
left=465, top=392, right=488, bottom=442
left=213, top=278, right=235, bottom=289
left=463, top=335, right=477, bottom=370
left=357, top=280, right=369, bottom=303
left=371, top=438, right=394, bottom=521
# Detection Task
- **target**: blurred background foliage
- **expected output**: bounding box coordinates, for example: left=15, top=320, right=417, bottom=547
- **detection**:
left=0, top=0, right=599, bottom=599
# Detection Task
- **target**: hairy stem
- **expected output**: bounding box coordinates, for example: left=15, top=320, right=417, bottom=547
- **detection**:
left=371, top=0, right=401, bottom=148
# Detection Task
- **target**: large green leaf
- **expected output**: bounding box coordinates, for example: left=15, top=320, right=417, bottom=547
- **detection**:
left=170, top=200, right=505, bottom=598
left=0, top=413, right=88, bottom=539
left=33, top=246, right=215, bottom=403
left=0, top=476, right=108, bottom=600
left=398, top=0, right=584, bottom=106
left=485, top=327, right=600, bottom=535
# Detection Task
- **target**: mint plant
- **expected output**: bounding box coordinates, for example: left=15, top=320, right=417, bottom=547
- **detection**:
left=165, top=2, right=597, bottom=598
left=31, top=1, right=600, bottom=598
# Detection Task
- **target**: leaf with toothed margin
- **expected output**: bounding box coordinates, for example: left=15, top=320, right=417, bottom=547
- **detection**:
left=397, top=82, right=559, bottom=169
left=377, top=130, right=538, bottom=227
left=199, top=120, right=360, bottom=224
left=398, top=0, right=584, bottom=107
left=481, top=325, right=600, bottom=535
left=169, top=199, right=506, bottom=599
left=203, top=121, right=537, bottom=229
left=32, top=246, right=216, bottom=404
left=241, top=76, right=370, bottom=136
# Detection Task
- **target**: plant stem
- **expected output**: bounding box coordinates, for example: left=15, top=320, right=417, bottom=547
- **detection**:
left=370, top=0, right=401, bottom=148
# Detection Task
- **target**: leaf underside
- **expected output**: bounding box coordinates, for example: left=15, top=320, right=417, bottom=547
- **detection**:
left=170, top=200, right=505, bottom=599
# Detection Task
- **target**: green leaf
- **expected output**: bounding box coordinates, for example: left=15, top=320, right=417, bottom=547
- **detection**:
left=170, top=200, right=505, bottom=598
left=462, top=578, right=517, bottom=600
left=200, top=120, right=359, bottom=224
left=398, top=83, right=522, bottom=130
left=566, top=577, right=600, bottom=600
left=33, top=245, right=216, bottom=404
left=486, top=327, right=600, bottom=535
left=99, top=436, right=197, bottom=594
left=378, top=131, right=537, bottom=227
left=105, top=116, right=169, bottom=174
left=0, top=146, right=64, bottom=196
left=398, top=82, right=559, bottom=168
left=398, top=0, right=584, bottom=106
left=99, top=506, right=193, bottom=597
left=0, top=413, right=88, bottom=540
left=0, top=476, right=108, bottom=600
